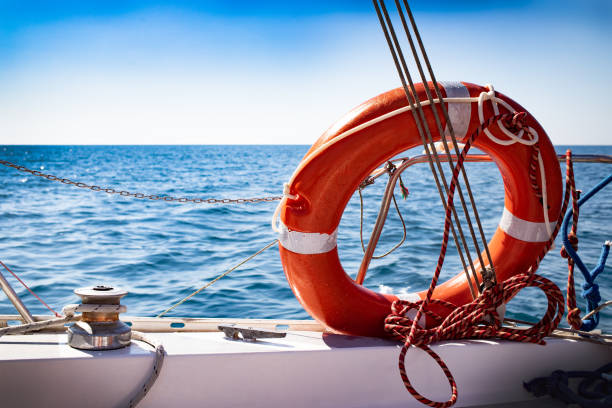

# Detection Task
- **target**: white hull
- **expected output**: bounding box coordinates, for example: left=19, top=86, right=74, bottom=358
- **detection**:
left=0, top=320, right=608, bottom=408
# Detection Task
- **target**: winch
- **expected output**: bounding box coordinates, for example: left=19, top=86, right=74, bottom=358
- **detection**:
left=67, top=285, right=131, bottom=350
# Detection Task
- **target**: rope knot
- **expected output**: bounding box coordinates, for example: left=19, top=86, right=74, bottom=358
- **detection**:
left=546, top=370, right=570, bottom=396
left=385, top=299, right=438, bottom=346
left=390, top=299, right=418, bottom=315
left=386, top=274, right=562, bottom=352
left=566, top=307, right=582, bottom=330
left=560, top=232, right=578, bottom=258
left=282, top=183, right=297, bottom=200
left=582, top=282, right=601, bottom=304
left=549, top=370, right=569, bottom=385
left=384, top=283, right=511, bottom=348
left=501, top=111, right=528, bottom=133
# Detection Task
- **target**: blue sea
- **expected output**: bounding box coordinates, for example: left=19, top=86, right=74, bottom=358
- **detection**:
left=1, top=145, right=611, bottom=333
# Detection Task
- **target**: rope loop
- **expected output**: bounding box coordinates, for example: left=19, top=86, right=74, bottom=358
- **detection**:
left=384, top=111, right=569, bottom=407
left=477, top=84, right=538, bottom=146
left=398, top=343, right=458, bottom=408
left=385, top=273, right=564, bottom=347
left=385, top=273, right=564, bottom=407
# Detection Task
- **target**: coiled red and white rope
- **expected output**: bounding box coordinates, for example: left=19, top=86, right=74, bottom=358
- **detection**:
left=384, top=113, right=575, bottom=408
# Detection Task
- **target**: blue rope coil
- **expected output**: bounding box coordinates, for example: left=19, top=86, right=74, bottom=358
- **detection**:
left=561, top=172, right=612, bottom=331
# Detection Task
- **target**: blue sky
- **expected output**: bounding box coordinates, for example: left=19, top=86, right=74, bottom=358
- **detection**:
left=1, top=1, right=610, bottom=145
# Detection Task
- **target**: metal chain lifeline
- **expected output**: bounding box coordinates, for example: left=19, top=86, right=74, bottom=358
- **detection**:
left=0, top=159, right=282, bottom=204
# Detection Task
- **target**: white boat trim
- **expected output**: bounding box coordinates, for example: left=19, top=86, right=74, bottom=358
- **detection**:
left=0, top=322, right=609, bottom=408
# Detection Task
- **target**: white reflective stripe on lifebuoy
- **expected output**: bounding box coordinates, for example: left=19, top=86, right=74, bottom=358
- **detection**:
left=498, top=207, right=556, bottom=243
left=439, top=81, right=471, bottom=140
left=278, top=222, right=338, bottom=254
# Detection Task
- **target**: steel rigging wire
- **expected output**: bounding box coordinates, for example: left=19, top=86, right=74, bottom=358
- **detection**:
left=368, top=0, right=498, bottom=296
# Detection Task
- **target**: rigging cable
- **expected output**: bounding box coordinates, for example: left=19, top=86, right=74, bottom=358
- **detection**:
left=395, top=0, right=495, bottom=279
left=0, top=260, right=61, bottom=318
left=372, top=0, right=480, bottom=297
left=157, top=239, right=279, bottom=317
left=371, top=1, right=575, bottom=406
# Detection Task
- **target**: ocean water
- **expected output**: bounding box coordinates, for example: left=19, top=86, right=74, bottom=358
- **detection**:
left=0, top=145, right=611, bottom=333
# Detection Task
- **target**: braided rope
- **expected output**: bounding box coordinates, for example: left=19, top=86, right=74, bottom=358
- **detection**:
left=384, top=112, right=569, bottom=408
left=0, top=303, right=128, bottom=337
left=559, top=152, right=583, bottom=330
left=529, top=143, right=543, bottom=199
left=127, top=331, right=166, bottom=408
left=0, top=314, right=78, bottom=337
left=560, top=163, right=612, bottom=332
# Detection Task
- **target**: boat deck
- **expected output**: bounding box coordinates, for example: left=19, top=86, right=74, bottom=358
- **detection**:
left=0, top=327, right=608, bottom=407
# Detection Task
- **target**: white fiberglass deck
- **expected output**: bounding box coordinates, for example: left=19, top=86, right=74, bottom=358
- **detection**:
left=0, top=328, right=608, bottom=408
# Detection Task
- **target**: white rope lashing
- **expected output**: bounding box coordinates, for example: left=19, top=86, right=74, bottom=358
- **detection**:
left=271, top=182, right=297, bottom=233
left=477, top=84, right=552, bottom=239
left=273, top=84, right=555, bottom=242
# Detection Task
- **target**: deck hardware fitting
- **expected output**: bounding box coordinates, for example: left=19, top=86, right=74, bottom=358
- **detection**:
left=218, top=324, right=287, bottom=342
left=67, top=285, right=131, bottom=350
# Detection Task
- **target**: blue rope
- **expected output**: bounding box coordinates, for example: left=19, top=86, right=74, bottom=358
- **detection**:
left=524, top=362, right=612, bottom=408
left=561, top=172, right=612, bottom=331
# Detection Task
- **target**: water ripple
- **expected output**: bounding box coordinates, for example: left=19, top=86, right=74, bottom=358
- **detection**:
left=0, top=145, right=610, bottom=332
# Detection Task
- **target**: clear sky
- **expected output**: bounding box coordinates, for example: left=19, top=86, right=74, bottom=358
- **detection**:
left=1, top=1, right=610, bottom=145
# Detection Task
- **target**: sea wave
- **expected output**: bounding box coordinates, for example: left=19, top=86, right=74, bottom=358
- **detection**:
left=0, top=145, right=610, bottom=332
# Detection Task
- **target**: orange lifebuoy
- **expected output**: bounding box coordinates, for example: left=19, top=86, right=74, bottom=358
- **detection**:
left=277, top=81, right=562, bottom=338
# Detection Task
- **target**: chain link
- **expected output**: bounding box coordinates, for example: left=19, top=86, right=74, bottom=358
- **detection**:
left=0, top=159, right=282, bottom=204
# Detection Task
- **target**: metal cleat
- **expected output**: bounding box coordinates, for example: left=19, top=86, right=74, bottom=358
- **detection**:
left=218, top=324, right=287, bottom=342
